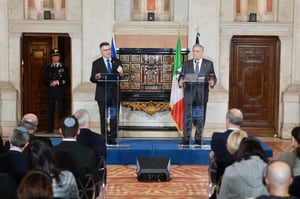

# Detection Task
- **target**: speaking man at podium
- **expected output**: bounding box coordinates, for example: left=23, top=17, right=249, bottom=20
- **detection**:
left=90, top=42, right=123, bottom=145
left=178, top=44, right=217, bottom=145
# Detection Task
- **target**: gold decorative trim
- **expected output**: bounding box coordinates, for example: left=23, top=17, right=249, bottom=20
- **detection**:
left=122, top=101, right=171, bottom=116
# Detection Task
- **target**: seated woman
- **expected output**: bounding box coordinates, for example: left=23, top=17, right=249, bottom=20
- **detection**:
left=209, top=130, right=248, bottom=198
left=218, top=137, right=269, bottom=199
left=27, top=141, right=79, bottom=199
left=17, top=169, right=53, bottom=199
left=277, top=126, right=300, bottom=176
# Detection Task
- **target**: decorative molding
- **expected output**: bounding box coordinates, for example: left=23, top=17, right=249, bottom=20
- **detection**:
left=8, top=20, right=81, bottom=34
left=122, top=101, right=171, bottom=115
left=220, top=22, right=293, bottom=38
left=113, top=21, right=188, bottom=35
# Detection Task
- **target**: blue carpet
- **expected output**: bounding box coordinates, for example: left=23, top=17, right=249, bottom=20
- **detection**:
left=50, top=138, right=273, bottom=165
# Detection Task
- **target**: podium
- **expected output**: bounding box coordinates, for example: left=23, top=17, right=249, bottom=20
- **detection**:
left=179, top=73, right=212, bottom=149
left=97, top=73, right=129, bottom=148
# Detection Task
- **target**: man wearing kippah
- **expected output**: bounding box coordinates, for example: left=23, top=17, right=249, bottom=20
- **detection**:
left=52, top=116, right=97, bottom=197
left=43, top=48, right=69, bottom=133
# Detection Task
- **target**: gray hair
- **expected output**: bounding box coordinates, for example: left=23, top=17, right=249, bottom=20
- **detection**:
left=10, top=127, right=29, bottom=147
left=192, top=44, right=204, bottom=51
left=226, top=109, right=243, bottom=126
left=74, top=109, right=90, bottom=127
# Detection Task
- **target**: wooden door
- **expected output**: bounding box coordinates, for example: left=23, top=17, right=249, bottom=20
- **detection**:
left=22, top=34, right=71, bottom=133
left=229, top=36, right=280, bottom=137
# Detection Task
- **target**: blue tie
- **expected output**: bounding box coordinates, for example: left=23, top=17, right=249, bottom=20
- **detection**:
left=106, top=59, right=112, bottom=73
left=195, top=62, right=199, bottom=74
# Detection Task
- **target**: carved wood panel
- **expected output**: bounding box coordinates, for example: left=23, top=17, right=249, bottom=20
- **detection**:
left=118, top=48, right=188, bottom=102
left=229, top=36, right=280, bottom=136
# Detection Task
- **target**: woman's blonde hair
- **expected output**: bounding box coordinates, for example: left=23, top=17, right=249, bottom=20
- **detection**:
left=226, top=129, right=248, bottom=155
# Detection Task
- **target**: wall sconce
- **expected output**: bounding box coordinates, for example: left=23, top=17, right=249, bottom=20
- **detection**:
left=249, top=13, right=257, bottom=22
left=44, top=10, right=51, bottom=20
left=148, top=12, right=155, bottom=21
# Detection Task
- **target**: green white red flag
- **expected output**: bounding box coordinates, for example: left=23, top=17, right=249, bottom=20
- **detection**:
left=170, top=33, right=184, bottom=134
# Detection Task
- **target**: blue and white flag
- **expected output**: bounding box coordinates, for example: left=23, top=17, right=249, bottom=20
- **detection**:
left=111, top=36, right=117, bottom=58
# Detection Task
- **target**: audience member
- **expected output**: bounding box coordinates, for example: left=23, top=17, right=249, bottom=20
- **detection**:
left=20, top=113, right=52, bottom=146
left=0, top=127, right=29, bottom=184
left=256, top=161, right=298, bottom=199
left=17, top=169, right=53, bottom=199
left=218, top=137, right=269, bottom=199
left=74, top=109, right=107, bottom=196
left=226, top=129, right=248, bottom=155
left=210, top=108, right=244, bottom=160
left=209, top=129, right=248, bottom=198
left=74, top=109, right=107, bottom=161
left=52, top=116, right=97, bottom=196
left=278, top=126, right=300, bottom=176
left=208, top=108, right=243, bottom=185
left=27, top=140, right=79, bottom=198
left=0, top=172, right=18, bottom=199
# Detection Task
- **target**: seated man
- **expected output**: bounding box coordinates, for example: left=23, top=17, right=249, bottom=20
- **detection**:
left=52, top=116, right=97, bottom=196
left=257, top=161, right=297, bottom=199
left=0, top=127, right=29, bottom=184
left=74, top=109, right=107, bottom=162
left=209, top=108, right=243, bottom=185
left=74, top=109, right=107, bottom=195
left=20, top=113, right=52, bottom=146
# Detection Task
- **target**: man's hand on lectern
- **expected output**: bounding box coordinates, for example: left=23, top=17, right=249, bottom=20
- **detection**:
left=95, top=73, right=101, bottom=79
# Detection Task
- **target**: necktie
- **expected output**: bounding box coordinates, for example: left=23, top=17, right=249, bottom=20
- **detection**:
left=106, top=59, right=112, bottom=74
left=195, top=62, right=199, bottom=74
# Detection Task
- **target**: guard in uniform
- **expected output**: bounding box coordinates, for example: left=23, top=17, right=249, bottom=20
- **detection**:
left=43, top=48, right=69, bottom=133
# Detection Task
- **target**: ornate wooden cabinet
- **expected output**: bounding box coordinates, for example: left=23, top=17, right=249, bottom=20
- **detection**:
left=117, top=48, right=189, bottom=102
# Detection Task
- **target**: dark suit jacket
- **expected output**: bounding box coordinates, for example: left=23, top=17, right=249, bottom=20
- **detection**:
left=210, top=129, right=234, bottom=160
left=0, top=150, right=28, bottom=184
left=52, top=141, right=96, bottom=180
left=90, top=57, right=123, bottom=102
left=179, top=58, right=217, bottom=103
left=77, top=128, right=107, bottom=160
left=0, top=173, right=18, bottom=199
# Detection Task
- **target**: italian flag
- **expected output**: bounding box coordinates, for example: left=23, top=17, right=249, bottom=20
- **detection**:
left=170, top=33, right=184, bottom=135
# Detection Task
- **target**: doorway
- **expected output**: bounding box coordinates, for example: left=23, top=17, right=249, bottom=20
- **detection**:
left=22, top=33, right=71, bottom=133
left=229, top=36, right=280, bottom=137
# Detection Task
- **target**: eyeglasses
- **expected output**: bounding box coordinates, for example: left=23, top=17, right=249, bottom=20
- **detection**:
left=101, top=48, right=111, bottom=52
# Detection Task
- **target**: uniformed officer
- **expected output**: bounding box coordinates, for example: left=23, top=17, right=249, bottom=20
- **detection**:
left=43, top=48, right=69, bottom=133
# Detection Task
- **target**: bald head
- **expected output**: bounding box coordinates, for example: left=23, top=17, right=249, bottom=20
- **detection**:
left=265, top=161, right=293, bottom=193
left=226, top=108, right=243, bottom=128
left=20, top=113, right=38, bottom=133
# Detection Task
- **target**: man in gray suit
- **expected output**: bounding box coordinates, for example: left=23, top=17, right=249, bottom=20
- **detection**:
left=179, top=44, right=217, bottom=145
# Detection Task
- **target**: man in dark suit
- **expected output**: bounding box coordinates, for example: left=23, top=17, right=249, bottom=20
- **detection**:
left=52, top=116, right=97, bottom=182
left=210, top=108, right=243, bottom=160
left=74, top=109, right=107, bottom=192
left=43, top=48, right=69, bottom=133
left=0, top=127, right=29, bottom=184
left=179, top=44, right=217, bottom=145
left=208, top=108, right=243, bottom=186
left=74, top=109, right=107, bottom=161
left=19, top=113, right=52, bottom=146
left=90, top=42, right=124, bottom=145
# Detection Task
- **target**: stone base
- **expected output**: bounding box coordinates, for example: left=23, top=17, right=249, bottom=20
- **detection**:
left=281, top=84, right=300, bottom=139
